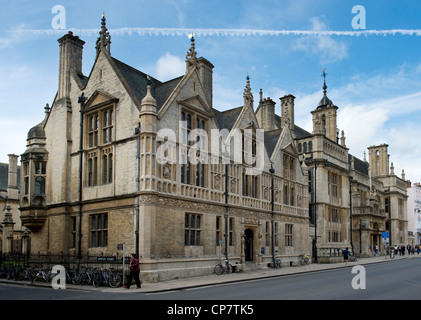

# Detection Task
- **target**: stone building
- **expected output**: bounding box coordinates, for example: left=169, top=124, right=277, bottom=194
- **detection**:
left=407, top=181, right=421, bottom=245
left=18, top=16, right=408, bottom=280
left=19, top=17, right=310, bottom=282
left=0, top=154, right=30, bottom=253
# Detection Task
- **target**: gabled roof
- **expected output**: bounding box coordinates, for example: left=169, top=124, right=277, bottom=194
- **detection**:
left=264, top=129, right=283, bottom=158
left=212, top=107, right=243, bottom=132
left=349, top=154, right=369, bottom=176
left=274, top=114, right=312, bottom=139
left=110, top=57, right=183, bottom=111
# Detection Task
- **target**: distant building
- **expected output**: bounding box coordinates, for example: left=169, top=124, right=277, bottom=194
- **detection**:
left=0, top=154, right=30, bottom=253
left=407, top=181, right=421, bottom=245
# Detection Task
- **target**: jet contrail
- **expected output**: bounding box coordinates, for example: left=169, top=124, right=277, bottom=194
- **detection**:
left=15, top=27, right=421, bottom=38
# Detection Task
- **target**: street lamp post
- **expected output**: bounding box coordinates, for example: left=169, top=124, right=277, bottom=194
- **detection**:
left=223, top=150, right=230, bottom=265
left=349, top=175, right=354, bottom=254
left=269, top=163, right=275, bottom=266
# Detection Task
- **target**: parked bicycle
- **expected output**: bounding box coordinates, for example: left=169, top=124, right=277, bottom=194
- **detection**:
left=92, top=267, right=121, bottom=288
left=65, top=268, right=80, bottom=285
left=299, top=253, right=310, bottom=265
left=214, top=259, right=233, bottom=275
left=31, top=266, right=55, bottom=284
left=268, top=257, right=282, bottom=268
left=73, top=266, right=94, bottom=286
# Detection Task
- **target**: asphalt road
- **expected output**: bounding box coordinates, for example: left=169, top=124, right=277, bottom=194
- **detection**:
left=1, top=258, right=420, bottom=301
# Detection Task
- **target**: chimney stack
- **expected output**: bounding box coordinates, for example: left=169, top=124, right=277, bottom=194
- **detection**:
left=7, top=154, right=19, bottom=200
left=57, top=31, right=85, bottom=100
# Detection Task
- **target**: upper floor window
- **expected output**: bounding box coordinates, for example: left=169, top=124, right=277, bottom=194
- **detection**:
left=86, top=107, right=114, bottom=149
left=85, top=106, right=114, bottom=187
left=328, top=172, right=341, bottom=198
left=180, top=110, right=208, bottom=187
left=34, top=162, right=46, bottom=195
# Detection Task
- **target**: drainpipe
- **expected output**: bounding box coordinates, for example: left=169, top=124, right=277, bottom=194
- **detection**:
left=269, top=164, right=275, bottom=266
left=134, top=123, right=141, bottom=257
left=77, top=93, right=86, bottom=271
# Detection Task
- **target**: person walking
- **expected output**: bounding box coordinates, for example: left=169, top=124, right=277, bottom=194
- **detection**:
left=124, top=253, right=141, bottom=289
left=342, top=247, right=350, bottom=265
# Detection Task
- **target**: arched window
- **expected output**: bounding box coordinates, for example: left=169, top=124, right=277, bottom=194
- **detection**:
left=35, top=176, right=45, bottom=195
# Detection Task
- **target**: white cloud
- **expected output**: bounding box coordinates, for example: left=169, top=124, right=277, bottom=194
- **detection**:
left=294, top=17, right=348, bottom=64
left=155, top=52, right=185, bottom=81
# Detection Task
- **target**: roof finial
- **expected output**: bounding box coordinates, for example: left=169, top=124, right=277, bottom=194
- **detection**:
left=317, top=68, right=333, bottom=108
left=243, top=74, right=253, bottom=105
left=186, top=33, right=198, bottom=70
left=96, top=12, right=111, bottom=57
left=322, top=68, right=328, bottom=93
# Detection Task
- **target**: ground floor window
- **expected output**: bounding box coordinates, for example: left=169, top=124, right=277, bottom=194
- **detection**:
left=90, top=213, right=108, bottom=247
left=185, top=213, right=202, bottom=246
left=285, top=224, right=293, bottom=246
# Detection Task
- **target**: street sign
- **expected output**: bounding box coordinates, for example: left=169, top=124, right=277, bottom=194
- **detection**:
left=382, top=232, right=389, bottom=238
left=117, top=243, right=124, bottom=250
left=97, top=256, right=116, bottom=262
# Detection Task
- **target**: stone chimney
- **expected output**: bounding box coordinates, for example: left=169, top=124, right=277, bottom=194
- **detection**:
left=280, top=94, right=295, bottom=130
left=7, top=154, right=19, bottom=200
left=57, top=31, right=85, bottom=100
left=198, top=57, right=214, bottom=109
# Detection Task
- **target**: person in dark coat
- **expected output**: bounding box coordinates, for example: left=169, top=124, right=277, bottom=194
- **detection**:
left=124, top=253, right=141, bottom=289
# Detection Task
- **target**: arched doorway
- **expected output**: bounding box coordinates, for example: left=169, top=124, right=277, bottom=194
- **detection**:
left=244, top=229, right=254, bottom=261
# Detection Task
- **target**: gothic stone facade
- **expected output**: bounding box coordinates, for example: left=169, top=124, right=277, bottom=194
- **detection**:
left=19, top=19, right=310, bottom=282
left=19, top=17, right=407, bottom=281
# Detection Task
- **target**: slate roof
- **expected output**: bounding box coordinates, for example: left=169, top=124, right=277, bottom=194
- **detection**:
left=264, top=129, right=283, bottom=157
left=349, top=154, right=369, bottom=176
left=212, top=107, right=243, bottom=132
left=111, top=57, right=182, bottom=110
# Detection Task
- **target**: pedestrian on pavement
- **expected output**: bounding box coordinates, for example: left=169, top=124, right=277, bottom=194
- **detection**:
left=342, top=247, right=350, bottom=265
left=416, top=245, right=420, bottom=255
left=407, top=244, right=411, bottom=255
left=394, top=245, right=398, bottom=256
left=375, top=245, right=379, bottom=256
left=124, top=253, right=141, bottom=289
left=401, top=245, right=405, bottom=256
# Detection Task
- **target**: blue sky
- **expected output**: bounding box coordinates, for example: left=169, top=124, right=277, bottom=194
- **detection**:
left=1, top=0, right=421, bottom=183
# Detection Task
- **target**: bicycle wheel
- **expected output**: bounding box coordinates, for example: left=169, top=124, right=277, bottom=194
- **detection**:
left=108, top=272, right=122, bottom=288
left=304, top=257, right=309, bottom=265
left=214, top=264, right=223, bottom=276
left=226, top=264, right=233, bottom=274
left=92, top=271, right=103, bottom=288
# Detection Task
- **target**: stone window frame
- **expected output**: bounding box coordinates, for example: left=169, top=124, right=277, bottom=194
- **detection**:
left=285, top=223, right=293, bottom=247
left=84, top=103, right=115, bottom=187
left=184, top=213, right=202, bottom=246
left=180, top=109, right=209, bottom=188
left=90, top=213, right=108, bottom=248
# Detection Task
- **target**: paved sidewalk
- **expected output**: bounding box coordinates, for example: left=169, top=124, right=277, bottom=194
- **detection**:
left=2, top=254, right=419, bottom=293
left=108, top=254, right=418, bottom=293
